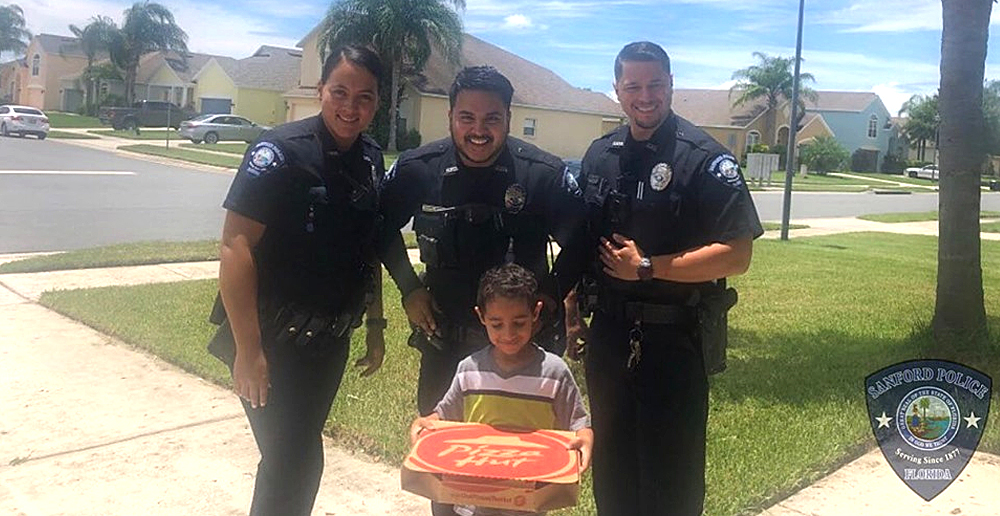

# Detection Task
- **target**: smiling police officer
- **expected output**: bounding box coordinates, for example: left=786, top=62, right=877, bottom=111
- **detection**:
left=378, top=65, right=583, bottom=416
left=566, top=41, right=764, bottom=515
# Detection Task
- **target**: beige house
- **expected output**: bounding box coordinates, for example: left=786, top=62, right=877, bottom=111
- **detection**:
left=0, top=57, right=28, bottom=104
left=17, top=34, right=93, bottom=110
left=286, top=30, right=624, bottom=159
left=671, top=89, right=834, bottom=158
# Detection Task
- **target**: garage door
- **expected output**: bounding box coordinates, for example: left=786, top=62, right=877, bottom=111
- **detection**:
left=201, top=98, right=231, bottom=114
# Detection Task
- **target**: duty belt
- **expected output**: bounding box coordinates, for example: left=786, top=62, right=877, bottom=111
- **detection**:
left=599, top=297, right=696, bottom=326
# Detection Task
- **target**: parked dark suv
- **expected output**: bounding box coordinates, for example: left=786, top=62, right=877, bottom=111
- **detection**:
left=99, top=100, right=194, bottom=131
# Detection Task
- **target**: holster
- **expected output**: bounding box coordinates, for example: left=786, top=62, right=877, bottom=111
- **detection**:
left=695, top=286, right=738, bottom=375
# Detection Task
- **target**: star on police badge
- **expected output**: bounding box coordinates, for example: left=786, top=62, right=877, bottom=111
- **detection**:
left=650, top=162, right=672, bottom=191
left=504, top=183, right=527, bottom=214
left=865, top=359, right=991, bottom=501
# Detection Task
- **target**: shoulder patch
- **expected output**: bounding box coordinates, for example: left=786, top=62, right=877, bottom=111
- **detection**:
left=707, top=154, right=744, bottom=188
left=245, top=141, right=286, bottom=177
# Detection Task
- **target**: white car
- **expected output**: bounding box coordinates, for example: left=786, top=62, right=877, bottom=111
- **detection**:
left=906, top=164, right=938, bottom=180
left=178, top=114, right=269, bottom=144
left=0, top=105, right=50, bottom=139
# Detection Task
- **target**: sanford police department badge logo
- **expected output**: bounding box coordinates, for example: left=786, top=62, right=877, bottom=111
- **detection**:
left=650, top=162, right=672, bottom=191
left=504, top=183, right=527, bottom=214
left=866, top=360, right=991, bottom=501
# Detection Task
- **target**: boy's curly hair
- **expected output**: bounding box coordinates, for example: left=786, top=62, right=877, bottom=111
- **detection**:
left=477, top=263, right=538, bottom=309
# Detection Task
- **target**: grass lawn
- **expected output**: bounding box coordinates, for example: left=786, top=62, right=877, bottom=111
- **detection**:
left=179, top=142, right=249, bottom=155
left=119, top=144, right=243, bottom=169
left=39, top=233, right=1000, bottom=515
left=983, top=221, right=1000, bottom=233
left=46, top=130, right=101, bottom=139
left=89, top=129, right=182, bottom=140
left=761, top=222, right=809, bottom=231
left=0, top=240, right=219, bottom=274
left=859, top=211, right=1000, bottom=223
left=45, top=112, right=103, bottom=128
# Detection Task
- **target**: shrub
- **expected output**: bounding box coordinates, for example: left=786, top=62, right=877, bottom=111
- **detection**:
left=396, top=127, right=421, bottom=151
left=799, top=136, right=849, bottom=175
left=882, top=154, right=907, bottom=175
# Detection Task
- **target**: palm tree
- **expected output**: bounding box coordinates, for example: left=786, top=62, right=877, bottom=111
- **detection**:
left=730, top=52, right=818, bottom=148
left=69, top=16, right=118, bottom=114
left=109, top=1, right=188, bottom=105
left=0, top=3, right=31, bottom=56
left=319, top=0, right=464, bottom=152
left=898, top=94, right=938, bottom=162
left=935, top=0, right=991, bottom=345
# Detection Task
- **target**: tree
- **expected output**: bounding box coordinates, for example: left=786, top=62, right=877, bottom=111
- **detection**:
left=69, top=16, right=118, bottom=114
left=109, top=1, right=187, bottom=105
left=935, top=0, right=991, bottom=345
left=799, top=136, right=849, bottom=174
left=319, top=0, right=464, bottom=152
left=898, top=94, right=939, bottom=162
left=0, top=3, right=31, bottom=55
left=730, top=52, right=818, bottom=148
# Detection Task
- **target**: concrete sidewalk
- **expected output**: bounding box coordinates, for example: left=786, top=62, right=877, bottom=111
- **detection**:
left=1, top=221, right=998, bottom=515
left=0, top=263, right=425, bottom=515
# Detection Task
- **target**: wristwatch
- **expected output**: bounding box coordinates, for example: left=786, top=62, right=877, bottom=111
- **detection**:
left=637, top=256, right=654, bottom=281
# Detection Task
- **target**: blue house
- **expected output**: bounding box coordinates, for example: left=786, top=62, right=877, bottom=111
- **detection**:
left=801, top=92, right=897, bottom=172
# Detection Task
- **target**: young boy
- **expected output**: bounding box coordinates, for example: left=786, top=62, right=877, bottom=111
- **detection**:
left=410, top=263, right=594, bottom=516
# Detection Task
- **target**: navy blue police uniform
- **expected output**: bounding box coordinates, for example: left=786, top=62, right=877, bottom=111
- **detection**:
left=220, top=114, right=384, bottom=516
left=578, top=113, right=763, bottom=515
left=379, top=136, right=583, bottom=416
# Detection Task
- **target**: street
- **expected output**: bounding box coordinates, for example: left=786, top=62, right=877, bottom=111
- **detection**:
left=0, top=136, right=232, bottom=253
left=2, top=136, right=999, bottom=253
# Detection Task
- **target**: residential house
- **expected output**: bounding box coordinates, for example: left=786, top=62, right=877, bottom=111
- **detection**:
left=286, top=29, right=624, bottom=159
left=0, top=58, right=27, bottom=104
left=60, top=46, right=301, bottom=126
left=803, top=92, right=896, bottom=172
left=18, top=34, right=95, bottom=111
left=188, top=46, right=301, bottom=126
left=670, top=89, right=834, bottom=159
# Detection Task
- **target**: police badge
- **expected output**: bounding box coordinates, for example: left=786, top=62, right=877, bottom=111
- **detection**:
left=650, top=162, right=672, bottom=191
left=504, top=183, right=526, bottom=214
left=866, top=360, right=991, bottom=501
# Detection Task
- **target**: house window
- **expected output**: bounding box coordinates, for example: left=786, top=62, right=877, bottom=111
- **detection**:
left=31, top=55, right=40, bottom=76
left=523, top=118, right=536, bottom=137
left=868, top=114, right=878, bottom=138
left=746, top=130, right=760, bottom=149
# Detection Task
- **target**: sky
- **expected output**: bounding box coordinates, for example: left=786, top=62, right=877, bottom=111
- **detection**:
left=12, top=0, right=1000, bottom=115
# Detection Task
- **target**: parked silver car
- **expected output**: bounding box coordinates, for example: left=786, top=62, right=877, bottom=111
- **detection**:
left=178, top=114, right=269, bottom=144
left=0, top=105, right=50, bottom=139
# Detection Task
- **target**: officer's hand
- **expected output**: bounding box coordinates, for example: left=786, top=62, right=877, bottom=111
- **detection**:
left=563, top=289, right=588, bottom=360
left=403, top=287, right=439, bottom=335
left=233, top=345, right=269, bottom=408
left=356, top=329, right=385, bottom=377
left=567, top=428, right=595, bottom=472
left=599, top=233, right=645, bottom=281
left=410, top=413, right=441, bottom=445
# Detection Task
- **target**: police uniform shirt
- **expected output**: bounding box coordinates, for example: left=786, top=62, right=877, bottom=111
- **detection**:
left=223, top=115, right=384, bottom=314
left=580, top=113, right=764, bottom=301
left=379, top=136, right=583, bottom=321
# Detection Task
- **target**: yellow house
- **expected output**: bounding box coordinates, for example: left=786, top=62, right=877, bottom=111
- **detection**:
left=671, top=89, right=834, bottom=158
left=286, top=29, right=624, bottom=159
left=190, top=46, right=301, bottom=126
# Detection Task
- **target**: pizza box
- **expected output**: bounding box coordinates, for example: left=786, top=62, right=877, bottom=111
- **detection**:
left=401, top=421, right=580, bottom=512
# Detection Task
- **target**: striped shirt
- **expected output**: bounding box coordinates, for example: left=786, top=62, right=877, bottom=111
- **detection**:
left=434, top=345, right=590, bottom=432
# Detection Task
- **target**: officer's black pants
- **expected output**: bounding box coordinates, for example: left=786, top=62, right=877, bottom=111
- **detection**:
left=585, top=313, right=709, bottom=516
left=240, top=332, right=351, bottom=516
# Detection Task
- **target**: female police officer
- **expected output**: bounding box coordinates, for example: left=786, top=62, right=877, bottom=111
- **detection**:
left=217, top=45, right=386, bottom=516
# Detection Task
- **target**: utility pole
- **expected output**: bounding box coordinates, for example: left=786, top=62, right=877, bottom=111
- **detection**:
left=781, top=0, right=806, bottom=241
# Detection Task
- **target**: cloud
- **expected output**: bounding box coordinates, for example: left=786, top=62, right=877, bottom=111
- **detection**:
left=872, top=82, right=929, bottom=116
left=818, top=0, right=1000, bottom=33
left=502, top=14, right=533, bottom=29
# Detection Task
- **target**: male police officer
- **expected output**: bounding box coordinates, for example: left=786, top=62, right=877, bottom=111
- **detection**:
left=378, top=66, right=582, bottom=418
left=567, top=41, right=763, bottom=515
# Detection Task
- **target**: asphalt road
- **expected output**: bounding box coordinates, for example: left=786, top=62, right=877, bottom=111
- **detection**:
left=2, top=135, right=999, bottom=253
left=0, top=136, right=233, bottom=253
